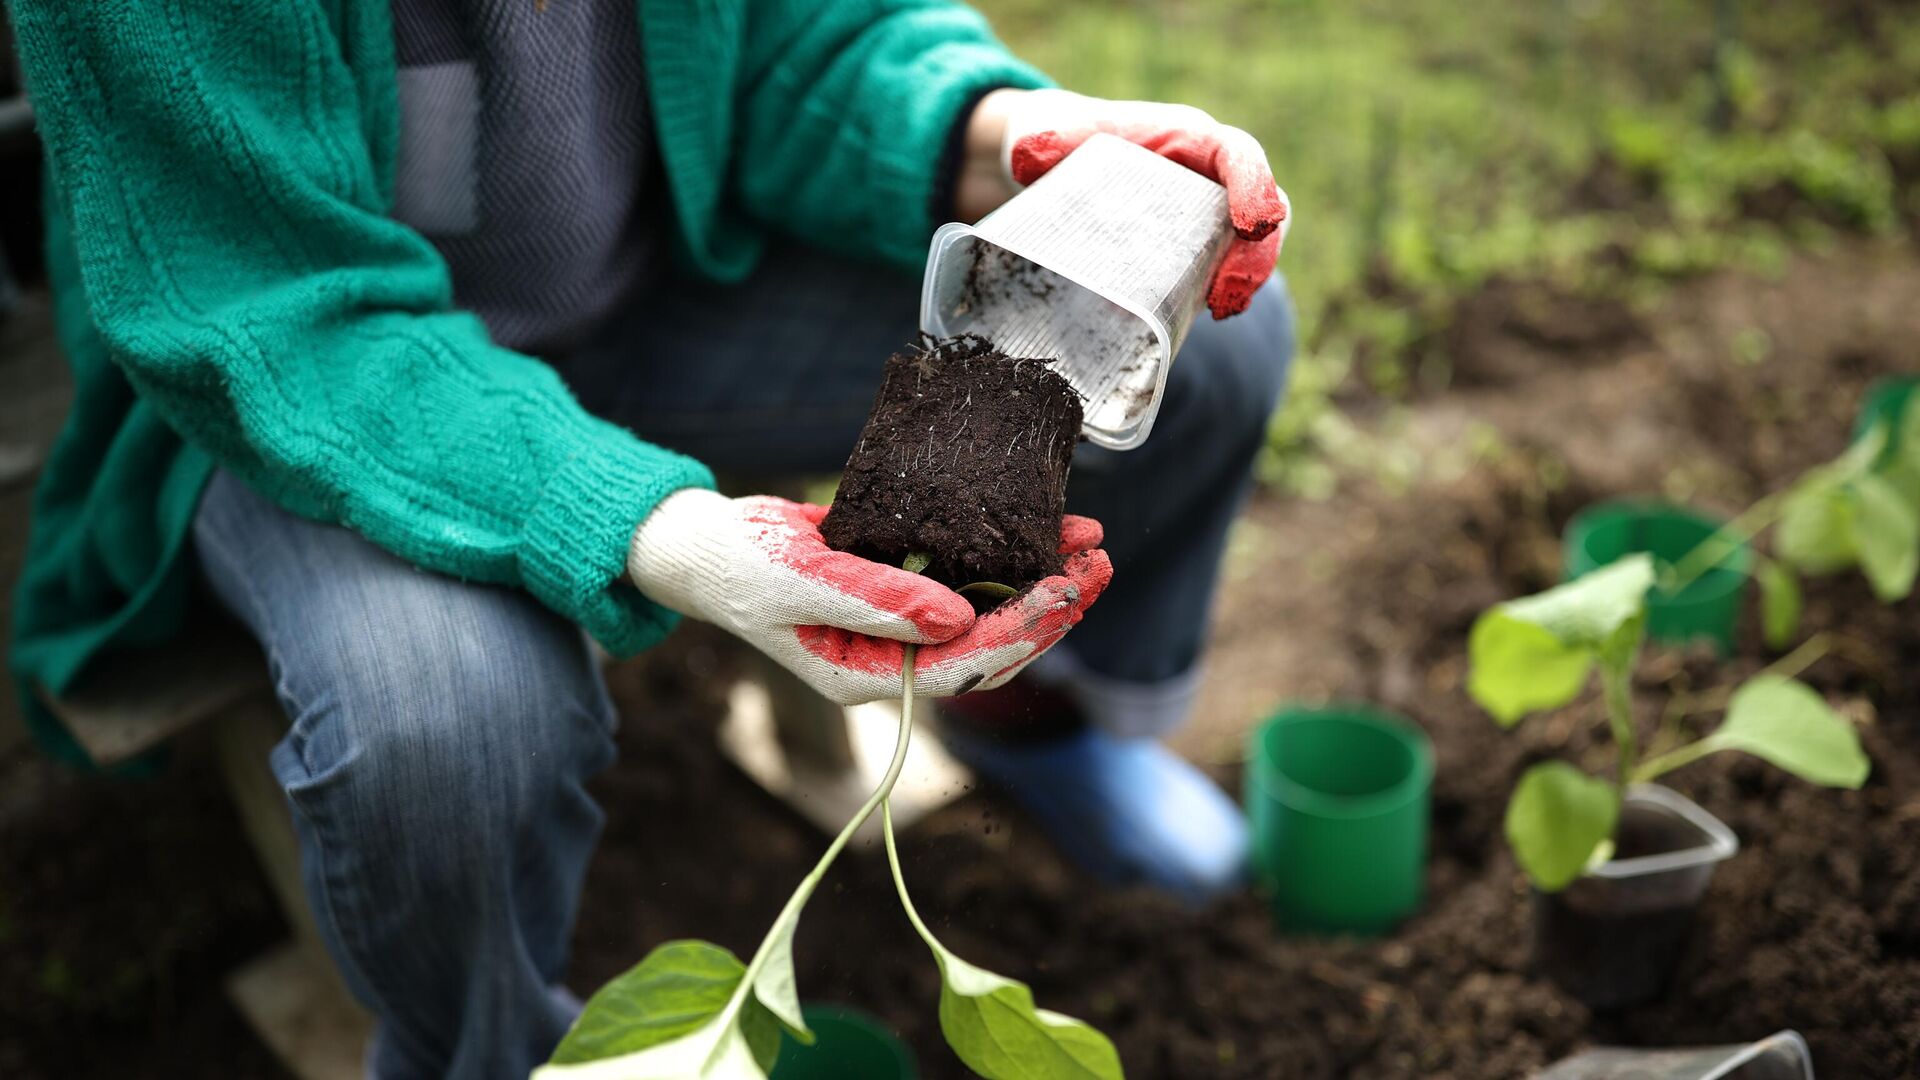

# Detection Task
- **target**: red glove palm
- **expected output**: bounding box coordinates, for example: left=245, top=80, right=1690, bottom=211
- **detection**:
left=1000, top=90, right=1290, bottom=319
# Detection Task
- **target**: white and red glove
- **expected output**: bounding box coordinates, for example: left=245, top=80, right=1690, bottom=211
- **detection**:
left=998, top=88, right=1291, bottom=320
left=626, top=489, right=1111, bottom=705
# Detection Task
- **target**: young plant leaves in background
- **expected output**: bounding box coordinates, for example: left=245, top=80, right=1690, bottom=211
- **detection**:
left=1468, top=554, right=1654, bottom=725
left=1696, top=675, right=1869, bottom=787
left=544, top=941, right=782, bottom=1075
left=1505, top=761, right=1621, bottom=892
left=1755, top=558, right=1802, bottom=651
left=1850, top=473, right=1919, bottom=600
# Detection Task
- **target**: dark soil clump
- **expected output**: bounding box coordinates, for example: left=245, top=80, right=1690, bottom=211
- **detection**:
left=820, top=335, right=1081, bottom=591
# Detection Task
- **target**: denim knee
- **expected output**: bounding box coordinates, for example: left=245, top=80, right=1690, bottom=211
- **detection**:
left=269, top=575, right=617, bottom=855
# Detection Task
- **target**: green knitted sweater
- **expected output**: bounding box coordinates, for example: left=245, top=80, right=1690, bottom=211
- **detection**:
left=7, top=0, right=1047, bottom=764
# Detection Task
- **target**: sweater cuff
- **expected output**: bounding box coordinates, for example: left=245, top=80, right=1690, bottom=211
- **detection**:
left=866, top=43, right=1052, bottom=267
left=521, top=416, right=716, bottom=657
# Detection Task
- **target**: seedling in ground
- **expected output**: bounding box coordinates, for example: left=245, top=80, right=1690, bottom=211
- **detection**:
left=1656, top=401, right=1920, bottom=650
left=1469, top=554, right=1870, bottom=891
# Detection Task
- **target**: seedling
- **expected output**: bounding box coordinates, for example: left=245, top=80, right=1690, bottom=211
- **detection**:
left=1654, top=401, right=1920, bottom=650
left=1469, top=554, right=1870, bottom=891
left=533, top=641, right=1122, bottom=1080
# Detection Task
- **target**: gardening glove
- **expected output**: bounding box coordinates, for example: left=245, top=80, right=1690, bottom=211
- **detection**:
left=999, top=88, right=1290, bottom=319
left=626, top=490, right=1112, bottom=706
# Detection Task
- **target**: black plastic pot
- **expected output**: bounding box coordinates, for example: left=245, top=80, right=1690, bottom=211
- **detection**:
left=1534, top=784, right=1738, bottom=1009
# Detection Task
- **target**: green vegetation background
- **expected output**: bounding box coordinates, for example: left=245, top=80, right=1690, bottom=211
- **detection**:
left=974, top=0, right=1920, bottom=490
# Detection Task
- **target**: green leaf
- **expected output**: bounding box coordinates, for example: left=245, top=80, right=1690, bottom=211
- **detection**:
left=902, top=552, right=933, bottom=575
left=1851, top=474, right=1919, bottom=601
left=933, top=951, right=1124, bottom=1080
left=1467, top=555, right=1653, bottom=725
left=1504, top=762, right=1620, bottom=892
left=545, top=941, right=781, bottom=1074
left=1502, top=555, right=1655, bottom=651
left=1699, top=675, right=1870, bottom=788
left=1467, top=612, right=1594, bottom=726
left=1756, top=559, right=1802, bottom=651
left=1776, top=474, right=1858, bottom=574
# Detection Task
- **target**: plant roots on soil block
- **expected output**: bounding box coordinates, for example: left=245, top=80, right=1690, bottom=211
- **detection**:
left=821, top=334, right=1082, bottom=591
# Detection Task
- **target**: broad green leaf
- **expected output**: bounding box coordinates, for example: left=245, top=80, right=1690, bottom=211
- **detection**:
left=536, top=1015, right=769, bottom=1080
left=1505, top=762, right=1620, bottom=892
left=541, top=940, right=780, bottom=1077
left=1700, top=675, right=1870, bottom=788
left=1467, top=555, right=1653, bottom=725
left=748, top=904, right=809, bottom=1040
left=1776, top=474, right=1857, bottom=574
left=1851, top=474, right=1919, bottom=601
left=1467, top=612, right=1594, bottom=726
left=933, top=951, right=1124, bottom=1080
left=1755, top=559, right=1802, bottom=651
left=1502, top=555, right=1655, bottom=651
left=884, top=783, right=1123, bottom=1080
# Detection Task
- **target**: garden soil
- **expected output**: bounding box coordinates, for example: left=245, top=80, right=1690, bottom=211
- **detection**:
left=2, top=242, right=1917, bottom=1078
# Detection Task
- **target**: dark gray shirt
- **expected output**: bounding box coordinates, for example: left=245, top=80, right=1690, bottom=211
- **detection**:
left=390, top=0, right=661, bottom=354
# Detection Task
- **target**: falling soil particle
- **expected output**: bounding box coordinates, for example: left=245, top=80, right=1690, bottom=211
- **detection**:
left=820, top=334, right=1082, bottom=592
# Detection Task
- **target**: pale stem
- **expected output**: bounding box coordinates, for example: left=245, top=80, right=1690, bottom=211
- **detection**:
left=1650, top=632, right=1832, bottom=756
left=882, top=649, right=943, bottom=952
left=1602, top=658, right=1636, bottom=789
left=713, top=644, right=919, bottom=1053
left=1660, top=492, right=1783, bottom=595
left=1632, top=735, right=1724, bottom=783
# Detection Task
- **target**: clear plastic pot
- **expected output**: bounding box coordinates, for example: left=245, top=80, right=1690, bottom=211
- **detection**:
left=1534, top=784, right=1738, bottom=1009
left=920, top=132, right=1235, bottom=450
left=1535, top=1029, right=1813, bottom=1079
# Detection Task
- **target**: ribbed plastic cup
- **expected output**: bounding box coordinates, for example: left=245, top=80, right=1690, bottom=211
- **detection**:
left=771, top=1006, right=916, bottom=1080
left=1853, top=375, right=1918, bottom=464
left=1536, top=1029, right=1809, bottom=1080
left=1245, top=705, right=1433, bottom=935
left=921, top=132, right=1235, bottom=451
left=1564, top=501, right=1750, bottom=656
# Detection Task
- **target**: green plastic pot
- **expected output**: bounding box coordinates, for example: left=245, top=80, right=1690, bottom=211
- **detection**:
left=1245, top=705, right=1433, bottom=935
left=771, top=1006, right=916, bottom=1080
left=1853, top=376, right=1918, bottom=465
left=1564, top=501, right=1750, bottom=656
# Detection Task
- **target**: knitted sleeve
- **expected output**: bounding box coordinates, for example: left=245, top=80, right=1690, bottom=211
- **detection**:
left=732, top=0, right=1054, bottom=269
left=10, top=0, right=713, bottom=657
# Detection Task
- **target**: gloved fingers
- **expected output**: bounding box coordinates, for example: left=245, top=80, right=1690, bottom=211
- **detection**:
left=743, top=498, right=975, bottom=642
left=1012, top=119, right=1285, bottom=246
left=1207, top=228, right=1283, bottom=320
left=778, top=550, right=1111, bottom=703
left=1009, top=127, right=1098, bottom=187
left=1059, top=514, right=1104, bottom=554
left=919, top=549, right=1113, bottom=669
left=1210, top=124, right=1287, bottom=242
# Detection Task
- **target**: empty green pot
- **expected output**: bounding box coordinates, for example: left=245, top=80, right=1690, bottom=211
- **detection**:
left=1245, top=705, right=1433, bottom=935
left=1853, top=376, right=1918, bottom=464
left=772, top=1006, right=916, bottom=1080
left=1564, top=501, right=1750, bottom=656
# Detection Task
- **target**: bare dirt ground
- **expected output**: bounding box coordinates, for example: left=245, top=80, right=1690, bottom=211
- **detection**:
left=2, top=240, right=1917, bottom=1077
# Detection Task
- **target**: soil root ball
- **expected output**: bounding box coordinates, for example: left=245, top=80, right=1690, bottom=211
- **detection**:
left=821, top=334, right=1083, bottom=591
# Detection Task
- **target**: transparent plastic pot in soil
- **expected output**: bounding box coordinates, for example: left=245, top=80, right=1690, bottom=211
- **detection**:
left=920, top=132, right=1235, bottom=451
left=1534, top=785, right=1738, bottom=1010
left=1536, top=1029, right=1813, bottom=1080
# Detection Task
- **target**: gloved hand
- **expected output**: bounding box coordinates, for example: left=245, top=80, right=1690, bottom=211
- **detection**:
left=626, top=489, right=1111, bottom=705
left=971, top=88, right=1290, bottom=320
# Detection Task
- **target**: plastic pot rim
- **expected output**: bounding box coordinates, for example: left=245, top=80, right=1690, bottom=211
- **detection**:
left=1565, top=499, right=1752, bottom=605
left=1248, top=704, right=1435, bottom=820
left=1705, top=1029, right=1813, bottom=1080
left=1586, top=783, right=1739, bottom=881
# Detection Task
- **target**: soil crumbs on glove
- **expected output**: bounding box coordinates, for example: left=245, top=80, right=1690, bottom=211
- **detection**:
left=821, top=335, right=1082, bottom=592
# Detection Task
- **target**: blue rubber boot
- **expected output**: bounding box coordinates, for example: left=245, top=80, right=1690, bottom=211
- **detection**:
left=939, top=722, right=1249, bottom=906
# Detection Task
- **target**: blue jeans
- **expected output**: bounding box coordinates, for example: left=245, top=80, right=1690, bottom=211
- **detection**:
left=192, top=246, right=1293, bottom=1079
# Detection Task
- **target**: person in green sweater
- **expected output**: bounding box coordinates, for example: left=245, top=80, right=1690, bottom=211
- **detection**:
left=7, top=0, right=1293, bottom=1075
